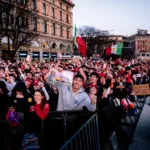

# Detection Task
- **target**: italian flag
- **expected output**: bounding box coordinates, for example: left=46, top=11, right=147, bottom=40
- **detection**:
left=73, top=25, right=86, bottom=57
left=73, top=25, right=78, bottom=48
left=105, top=43, right=123, bottom=56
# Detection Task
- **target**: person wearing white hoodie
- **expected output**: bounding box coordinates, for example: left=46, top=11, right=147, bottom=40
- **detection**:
left=50, top=74, right=97, bottom=112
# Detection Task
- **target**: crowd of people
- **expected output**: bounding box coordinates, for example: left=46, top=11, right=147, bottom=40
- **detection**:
left=0, top=55, right=150, bottom=150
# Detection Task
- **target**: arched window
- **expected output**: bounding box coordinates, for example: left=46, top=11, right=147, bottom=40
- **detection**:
left=60, top=44, right=64, bottom=50
left=52, top=43, right=56, bottom=49
left=68, top=45, right=71, bottom=50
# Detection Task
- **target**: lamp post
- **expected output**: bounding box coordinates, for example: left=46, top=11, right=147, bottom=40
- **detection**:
left=94, top=45, right=97, bottom=55
left=0, top=34, right=2, bottom=60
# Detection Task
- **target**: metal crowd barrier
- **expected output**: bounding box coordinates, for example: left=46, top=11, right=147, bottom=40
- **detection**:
left=0, top=95, right=147, bottom=150
left=0, top=120, right=8, bottom=150
left=0, top=110, right=93, bottom=150
left=97, top=94, right=147, bottom=150
left=60, top=114, right=100, bottom=150
left=41, top=110, right=94, bottom=150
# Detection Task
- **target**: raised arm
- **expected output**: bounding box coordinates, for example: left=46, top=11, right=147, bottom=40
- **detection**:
left=76, top=59, right=87, bottom=84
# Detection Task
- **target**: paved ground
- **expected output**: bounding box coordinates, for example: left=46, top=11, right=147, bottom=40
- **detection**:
left=128, top=97, right=150, bottom=150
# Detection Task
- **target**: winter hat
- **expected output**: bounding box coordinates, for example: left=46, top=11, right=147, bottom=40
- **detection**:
left=12, top=81, right=27, bottom=94
left=99, top=73, right=106, bottom=78
left=88, top=83, right=99, bottom=89
left=33, top=79, right=39, bottom=85
left=25, top=77, right=33, bottom=85
left=21, top=65, right=25, bottom=70
left=73, top=67, right=79, bottom=72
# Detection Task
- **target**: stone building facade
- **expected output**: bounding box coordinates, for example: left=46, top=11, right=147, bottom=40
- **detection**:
left=128, top=29, right=150, bottom=58
left=1, top=0, right=75, bottom=61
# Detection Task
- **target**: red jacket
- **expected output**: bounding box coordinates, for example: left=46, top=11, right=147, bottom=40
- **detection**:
left=30, top=103, right=50, bottom=120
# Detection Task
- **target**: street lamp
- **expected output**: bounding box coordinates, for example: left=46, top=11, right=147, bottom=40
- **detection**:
left=0, top=34, right=2, bottom=60
left=94, top=45, right=97, bottom=54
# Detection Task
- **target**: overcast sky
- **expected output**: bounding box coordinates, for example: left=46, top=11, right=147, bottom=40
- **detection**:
left=72, top=0, right=150, bottom=36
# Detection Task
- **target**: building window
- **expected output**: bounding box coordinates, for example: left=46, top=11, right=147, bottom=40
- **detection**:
left=19, top=17, right=24, bottom=27
left=52, top=0, right=55, bottom=5
left=60, top=25, right=63, bottom=37
left=43, top=20, right=47, bottom=33
left=43, top=3, right=46, bottom=14
left=66, top=14, right=69, bottom=23
left=68, top=45, right=71, bottom=50
left=60, top=2, right=62, bottom=8
left=66, top=6, right=69, bottom=11
left=60, top=44, right=64, bottom=50
left=52, top=7, right=55, bottom=18
left=60, top=11, right=62, bottom=21
left=32, top=0, right=36, bottom=10
left=52, top=23, right=55, bottom=35
left=32, top=17, right=37, bottom=31
left=18, top=0, right=26, bottom=4
left=67, top=29, right=69, bottom=39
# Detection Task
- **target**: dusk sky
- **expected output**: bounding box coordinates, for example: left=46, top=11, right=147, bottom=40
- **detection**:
left=72, top=0, right=150, bottom=36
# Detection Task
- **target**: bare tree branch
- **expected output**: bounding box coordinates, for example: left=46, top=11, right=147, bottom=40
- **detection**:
left=77, top=26, right=110, bottom=37
left=0, top=0, right=37, bottom=60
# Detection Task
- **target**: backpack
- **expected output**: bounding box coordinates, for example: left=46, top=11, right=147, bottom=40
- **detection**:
left=22, top=133, right=40, bottom=150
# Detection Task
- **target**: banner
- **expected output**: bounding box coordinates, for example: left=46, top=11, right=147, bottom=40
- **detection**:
left=132, top=84, right=150, bottom=96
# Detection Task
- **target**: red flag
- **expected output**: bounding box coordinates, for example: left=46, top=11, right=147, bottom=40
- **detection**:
left=76, top=36, right=86, bottom=57
left=105, top=47, right=111, bottom=56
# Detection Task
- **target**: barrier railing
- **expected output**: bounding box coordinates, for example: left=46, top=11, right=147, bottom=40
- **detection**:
left=0, top=95, right=147, bottom=150
left=98, top=95, right=147, bottom=150
left=60, top=114, right=100, bottom=150
left=0, top=121, right=8, bottom=150
left=41, top=110, right=94, bottom=150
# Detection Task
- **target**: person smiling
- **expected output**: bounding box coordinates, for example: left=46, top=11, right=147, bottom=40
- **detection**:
left=30, top=89, right=49, bottom=120
left=56, top=74, right=96, bottom=111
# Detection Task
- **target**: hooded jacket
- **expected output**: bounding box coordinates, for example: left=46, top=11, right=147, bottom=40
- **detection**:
left=57, top=84, right=96, bottom=111
left=0, top=81, right=11, bottom=120
left=10, top=82, right=33, bottom=115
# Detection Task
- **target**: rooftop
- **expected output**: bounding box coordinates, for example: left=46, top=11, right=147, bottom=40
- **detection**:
left=62, top=0, right=75, bottom=7
left=128, top=29, right=150, bottom=38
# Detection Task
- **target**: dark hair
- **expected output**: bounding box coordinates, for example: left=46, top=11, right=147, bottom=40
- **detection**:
left=90, top=72, right=100, bottom=85
left=73, top=74, right=84, bottom=82
left=58, top=65, right=64, bottom=69
left=27, top=71, right=33, bottom=76
left=9, top=74, right=16, bottom=81
left=90, top=72, right=99, bottom=79
left=34, top=71, right=41, bottom=74
left=34, top=89, right=47, bottom=110
left=89, top=68, right=96, bottom=71
left=42, top=66, right=48, bottom=70
left=0, top=81, right=7, bottom=93
left=12, top=81, right=27, bottom=95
